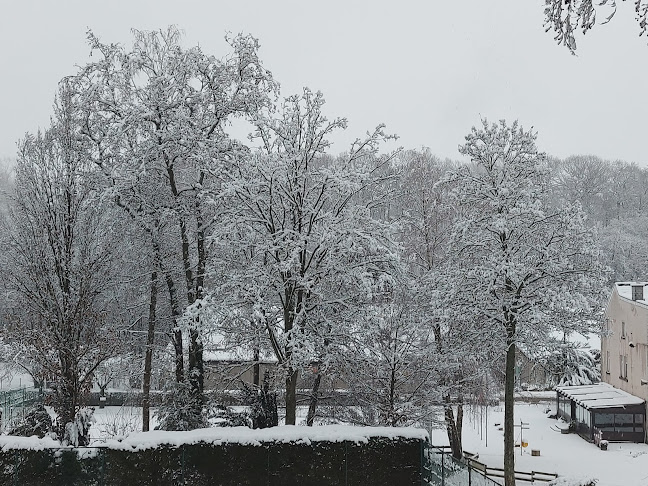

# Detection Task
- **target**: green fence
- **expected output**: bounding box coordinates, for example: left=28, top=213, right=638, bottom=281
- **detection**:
left=423, top=445, right=503, bottom=486
left=0, top=387, right=41, bottom=428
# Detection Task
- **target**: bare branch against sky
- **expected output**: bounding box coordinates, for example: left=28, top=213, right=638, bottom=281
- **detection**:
left=1, top=0, right=646, bottom=164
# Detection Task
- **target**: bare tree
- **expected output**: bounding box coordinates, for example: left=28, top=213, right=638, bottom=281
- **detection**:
left=0, top=84, right=121, bottom=445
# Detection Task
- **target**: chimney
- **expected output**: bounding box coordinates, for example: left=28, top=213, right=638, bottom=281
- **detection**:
left=632, top=285, right=644, bottom=301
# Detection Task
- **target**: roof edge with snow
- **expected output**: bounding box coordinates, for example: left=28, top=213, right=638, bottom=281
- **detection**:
left=556, top=382, right=645, bottom=410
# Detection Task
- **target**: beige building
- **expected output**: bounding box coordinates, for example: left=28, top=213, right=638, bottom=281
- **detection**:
left=603, top=282, right=648, bottom=398
left=598, top=282, right=648, bottom=442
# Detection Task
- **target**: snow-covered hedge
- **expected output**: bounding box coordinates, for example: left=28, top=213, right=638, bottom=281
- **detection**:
left=0, top=426, right=428, bottom=485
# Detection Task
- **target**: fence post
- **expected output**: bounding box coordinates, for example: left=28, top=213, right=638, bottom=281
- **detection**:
left=181, top=445, right=186, bottom=485
left=13, top=449, right=18, bottom=486
left=345, top=441, right=348, bottom=486
left=420, top=441, right=424, bottom=486
left=100, top=448, right=105, bottom=486
left=441, top=449, right=444, bottom=486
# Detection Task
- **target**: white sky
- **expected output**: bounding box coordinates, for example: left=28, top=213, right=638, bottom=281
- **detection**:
left=1, top=0, right=647, bottom=164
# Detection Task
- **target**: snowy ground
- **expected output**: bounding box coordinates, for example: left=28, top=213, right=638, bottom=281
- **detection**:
left=88, top=406, right=158, bottom=440
left=430, top=400, right=648, bottom=486
left=44, top=400, right=648, bottom=485
left=87, top=404, right=310, bottom=439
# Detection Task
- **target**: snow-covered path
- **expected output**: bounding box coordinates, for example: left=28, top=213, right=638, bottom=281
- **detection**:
left=431, top=401, right=648, bottom=486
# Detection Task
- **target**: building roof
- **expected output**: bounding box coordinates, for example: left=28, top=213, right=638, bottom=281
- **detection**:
left=556, top=383, right=645, bottom=410
left=614, top=282, right=648, bottom=309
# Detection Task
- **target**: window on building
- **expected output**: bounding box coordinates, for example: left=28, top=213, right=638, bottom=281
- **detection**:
left=620, top=354, right=628, bottom=379
left=622, top=321, right=626, bottom=339
left=606, top=350, right=610, bottom=374
left=616, top=413, right=634, bottom=432
left=625, top=354, right=629, bottom=379
left=594, top=413, right=615, bottom=431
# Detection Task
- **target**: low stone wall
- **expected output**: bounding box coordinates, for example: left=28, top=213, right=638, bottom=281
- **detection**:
left=0, top=426, right=427, bottom=485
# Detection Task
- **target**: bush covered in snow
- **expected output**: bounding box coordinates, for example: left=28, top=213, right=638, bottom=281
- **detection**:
left=239, top=372, right=278, bottom=429
left=542, top=344, right=600, bottom=387
left=60, top=408, right=95, bottom=446
left=154, top=381, right=209, bottom=431
left=8, top=403, right=52, bottom=438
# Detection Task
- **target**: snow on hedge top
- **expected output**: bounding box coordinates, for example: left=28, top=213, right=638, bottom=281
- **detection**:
left=0, top=435, right=62, bottom=451
left=0, top=426, right=429, bottom=451
left=103, top=426, right=429, bottom=451
left=556, top=382, right=644, bottom=409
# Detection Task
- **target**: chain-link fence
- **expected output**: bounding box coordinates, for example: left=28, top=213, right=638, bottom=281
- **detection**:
left=423, top=445, right=503, bottom=486
left=0, top=387, right=41, bottom=429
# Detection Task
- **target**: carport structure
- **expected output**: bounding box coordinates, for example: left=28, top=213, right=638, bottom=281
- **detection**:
left=556, top=383, right=645, bottom=444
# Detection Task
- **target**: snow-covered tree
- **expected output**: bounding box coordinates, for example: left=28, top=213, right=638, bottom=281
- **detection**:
left=598, top=216, right=648, bottom=282
left=541, top=342, right=601, bottom=387
left=0, top=84, right=122, bottom=444
left=397, top=149, right=455, bottom=275
left=71, top=27, right=277, bottom=409
left=334, top=283, right=438, bottom=427
left=441, top=119, right=605, bottom=486
left=208, top=89, right=399, bottom=425
left=395, top=149, right=478, bottom=458
left=544, top=0, right=648, bottom=52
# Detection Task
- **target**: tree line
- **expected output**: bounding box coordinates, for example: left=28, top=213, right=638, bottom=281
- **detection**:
left=0, top=26, right=634, bottom=486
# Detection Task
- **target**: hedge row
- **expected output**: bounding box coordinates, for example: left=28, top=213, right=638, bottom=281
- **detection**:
left=0, top=437, right=423, bottom=485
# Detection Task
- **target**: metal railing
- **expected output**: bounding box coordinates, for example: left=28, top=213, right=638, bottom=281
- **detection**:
left=423, top=445, right=503, bottom=486
left=0, top=387, right=41, bottom=428
left=422, top=445, right=557, bottom=485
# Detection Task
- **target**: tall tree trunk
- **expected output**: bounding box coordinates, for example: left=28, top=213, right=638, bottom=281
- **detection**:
left=193, top=195, right=206, bottom=394
left=142, top=270, right=157, bottom=432
left=444, top=393, right=463, bottom=460
left=504, top=323, right=517, bottom=486
left=283, top=296, right=298, bottom=425
left=285, top=368, right=298, bottom=425
left=163, top=272, right=184, bottom=383
left=434, top=318, right=464, bottom=458
left=306, top=371, right=321, bottom=426
left=165, top=160, right=204, bottom=397
left=253, top=342, right=260, bottom=387
left=457, top=394, right=463, bottom=446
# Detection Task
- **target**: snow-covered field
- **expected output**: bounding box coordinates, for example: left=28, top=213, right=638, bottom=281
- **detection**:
left=87, top=404, right=309, bottom=439
left=430, top=401, right=648, bottom=486
left=88, top=406, right=158, bottom=440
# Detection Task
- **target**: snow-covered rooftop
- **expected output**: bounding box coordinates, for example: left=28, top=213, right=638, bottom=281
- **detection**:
left=556, top=382, right=644, bottom=409
left=615, top=282, right=648, bottom=307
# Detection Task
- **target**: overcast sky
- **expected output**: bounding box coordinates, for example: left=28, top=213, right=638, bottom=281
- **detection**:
left=1, top=0, right=647, bottom=164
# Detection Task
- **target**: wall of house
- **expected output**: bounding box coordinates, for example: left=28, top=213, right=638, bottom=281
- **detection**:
left=603, top=287, right=648, bottom=402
